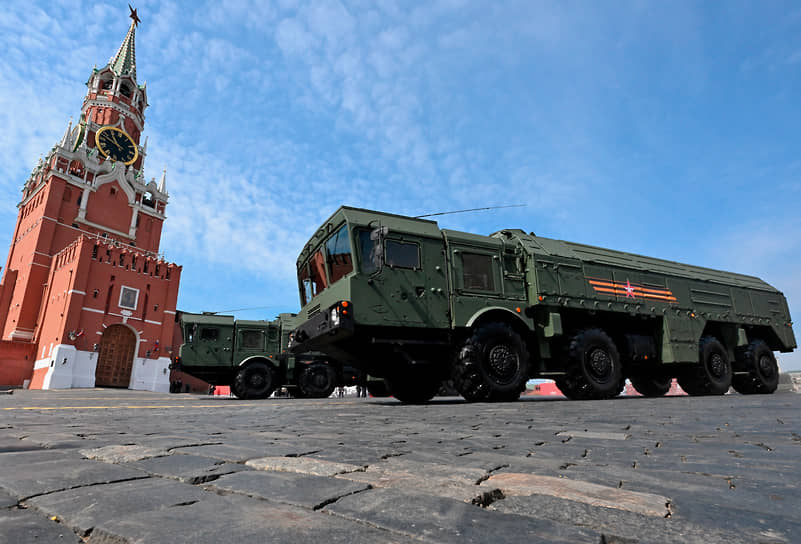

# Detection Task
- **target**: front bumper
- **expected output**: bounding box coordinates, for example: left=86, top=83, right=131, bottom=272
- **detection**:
left=288, top=302, right=354, bottom=354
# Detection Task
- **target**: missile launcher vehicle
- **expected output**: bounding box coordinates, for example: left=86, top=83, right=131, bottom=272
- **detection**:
left=174, top=311, right=358, bottom=399
left=288, top=206, right=796, bottom=403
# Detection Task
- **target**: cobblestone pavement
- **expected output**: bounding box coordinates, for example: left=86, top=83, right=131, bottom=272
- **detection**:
left=1, top=389, right=799, bottom=543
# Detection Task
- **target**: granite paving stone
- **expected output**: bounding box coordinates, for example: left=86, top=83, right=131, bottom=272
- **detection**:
left=338, top=456, right=489, bottom=501
left=27, top=478, right=209, bottom=537
left=0, top=506, right=82, bottom=544
left=491, top=494, right=746, bottom=544
left=127, top=453, right=252, bottom=484
left=0, top=457, right=148, bottom=500
left=479, top=472, right=671, bottom=517
left=246, top=455, right=364, bottom=476
left=0, top=490, right=17, bottom=509
left=325, top=486, right=603, bottom=543
left=89, top=492, right=414, bottom=544
left=168, top=442, right=287, bottom=461
left=204, top=470, right=371, bottom=509
left=80, top=444, right=171, bottom=463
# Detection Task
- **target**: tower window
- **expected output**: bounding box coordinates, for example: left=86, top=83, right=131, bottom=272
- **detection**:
left=110, top=187, right=117, bottom=196
left=119, top=84, right=132, bottom=98
left=102, top=79, right=113, bottom=90
left=142, top=191, right=154, bottom=208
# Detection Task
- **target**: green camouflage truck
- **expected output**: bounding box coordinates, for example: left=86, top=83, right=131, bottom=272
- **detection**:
left=174, top=311, right=358, bottom=399
left=287, top=206, right=796, bottom=403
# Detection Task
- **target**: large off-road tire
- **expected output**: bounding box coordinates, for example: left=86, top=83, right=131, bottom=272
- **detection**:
left=629, top=372, right=672, bottom=397
left=677, top=336, right=732, bottom=396
left=562, top=328, right=624, bottom=400
left=296, top=362, right=337, bottom=398
left=385, top=365, right=441, bottom=404
left=732, top=339, right=779, bottom=395
left=452, top=323, right=530, bottom=402
left=233, top=362, right=277, bottom=399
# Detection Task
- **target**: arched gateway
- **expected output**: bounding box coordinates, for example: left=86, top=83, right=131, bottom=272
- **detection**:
left=95, top=325, right=136, bottom=387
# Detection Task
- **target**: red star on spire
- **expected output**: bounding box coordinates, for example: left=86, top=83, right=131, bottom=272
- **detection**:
left=128, top=4, right=141, bottom=27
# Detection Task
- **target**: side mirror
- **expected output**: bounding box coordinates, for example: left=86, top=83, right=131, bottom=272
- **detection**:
left=370, top=226, right=388, bottom=273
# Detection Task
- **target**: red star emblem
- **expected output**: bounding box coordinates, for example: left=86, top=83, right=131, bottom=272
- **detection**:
left=625, top=279, right=635, bottom=298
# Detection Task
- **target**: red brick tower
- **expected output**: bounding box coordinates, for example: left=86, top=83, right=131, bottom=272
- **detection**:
left=0, top=7, right=181, bottom=391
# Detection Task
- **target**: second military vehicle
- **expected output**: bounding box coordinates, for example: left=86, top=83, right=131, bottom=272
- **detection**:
left=288, top=206, right=796, bottom=403
left=174, top=311, right=358, bottom=399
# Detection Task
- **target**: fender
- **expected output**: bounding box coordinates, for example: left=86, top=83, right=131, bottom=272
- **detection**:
left=237, top=355, right=277, bottom=368
left=466, top=306, right=530, bottom=330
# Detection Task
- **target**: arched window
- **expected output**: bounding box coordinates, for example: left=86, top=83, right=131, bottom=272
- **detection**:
left=142, top=191, right=155, bottom=208
left=69, top=160, right=84, bottom=176
left=119, top=84, right=132, bottom=98
left=101, top=79, right=113, bottom=91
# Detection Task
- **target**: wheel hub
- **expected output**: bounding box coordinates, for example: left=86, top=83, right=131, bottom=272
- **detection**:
left=709, top=353, right=727, bottom=378
left=487, top=344, right=518, bottom=384
left=310, top=370, right=327, bottom=387
left=250, top=373, right=265, bottom=387
left=758, top=355, right=775, bottom=378
left=587, top=348, right=612, bottom=381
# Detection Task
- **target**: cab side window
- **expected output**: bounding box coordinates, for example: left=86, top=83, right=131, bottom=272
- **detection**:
left=385, top=240, right=420, bottom=269
left=200, top=328, right=219, bottom=341
left=240, top=330, right=262, bottom=349
left=462, top=253, right=495, bottom=291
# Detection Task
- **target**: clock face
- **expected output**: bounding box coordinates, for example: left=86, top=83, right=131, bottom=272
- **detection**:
left=95, top=126, right=138, bottom=165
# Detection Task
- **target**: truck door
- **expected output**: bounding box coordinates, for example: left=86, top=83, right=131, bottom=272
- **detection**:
left=195, top=323, right=234, bottom=366
left=373, top=234, right=450, bottom=327
left=444, top=233, right=504, bottom=325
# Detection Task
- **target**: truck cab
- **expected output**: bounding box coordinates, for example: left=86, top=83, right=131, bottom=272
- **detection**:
left=175, top=311, right=353, bottom=399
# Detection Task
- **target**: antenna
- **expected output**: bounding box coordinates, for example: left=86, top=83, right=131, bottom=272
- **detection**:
left=205, top=306, right=277, bottom=315
left=415, top=204, right=526, bottom=219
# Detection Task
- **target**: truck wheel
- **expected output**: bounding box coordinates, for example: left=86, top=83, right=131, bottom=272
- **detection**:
left=629, top=373, right=672, bottom=397
left=297, top=363, right=337, bottom=398
left=732, top=340, right=779, bottom=394
left=678, top=336, right=732, bottom=396
left=233, top=362, right=277, bottom=399
left=564, top=328, right=624, bottom=400
left=385, top=365, right=441, bottom=403
left=366, top=379, right=389, bottom=397
left=453, top=323, right=530, bottom=402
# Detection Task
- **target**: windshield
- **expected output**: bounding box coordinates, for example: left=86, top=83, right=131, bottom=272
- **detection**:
left=326, top=224, right=353, bottom=283
left=298, top=224, right=355, bottom=306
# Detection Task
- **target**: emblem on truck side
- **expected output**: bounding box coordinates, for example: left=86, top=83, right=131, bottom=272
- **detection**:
left=588, top=278, right=677, bottom=302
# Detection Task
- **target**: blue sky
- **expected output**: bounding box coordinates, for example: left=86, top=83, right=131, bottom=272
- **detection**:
left=1, top=1, right=800, bottom=370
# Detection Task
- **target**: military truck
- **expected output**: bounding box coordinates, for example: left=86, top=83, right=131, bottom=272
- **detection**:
left=174, top=311, right=358, bottom=399
left=288, top=206, right=796, bottom=403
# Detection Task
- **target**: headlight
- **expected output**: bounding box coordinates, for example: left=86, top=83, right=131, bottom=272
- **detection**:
left=330, top=307, right=340, bottom=326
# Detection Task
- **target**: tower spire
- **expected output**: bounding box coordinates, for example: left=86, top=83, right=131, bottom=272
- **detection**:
left=158, top=168, right=167, bottom=194
left=109, top=5, right=140, bottom=80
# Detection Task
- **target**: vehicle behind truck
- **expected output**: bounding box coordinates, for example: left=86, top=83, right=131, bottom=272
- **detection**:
left=288, top=206, right=796, bottom=403
left=174, top=311, right=358, bottom=399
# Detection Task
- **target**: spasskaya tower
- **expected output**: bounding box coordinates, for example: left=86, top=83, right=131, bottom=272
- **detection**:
left=0, top=7, right=181, bottom=391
